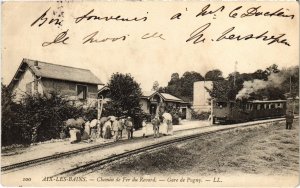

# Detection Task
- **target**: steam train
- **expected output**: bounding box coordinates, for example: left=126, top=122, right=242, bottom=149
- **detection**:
left=212, top=99, right=287, bottom=124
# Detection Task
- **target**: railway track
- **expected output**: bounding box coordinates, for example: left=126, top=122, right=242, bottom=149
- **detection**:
left=51, top=118, right=287, bottom=177
left=1, top=117, right=288, bottom=175
left=1, top=124, right=211, bottom=173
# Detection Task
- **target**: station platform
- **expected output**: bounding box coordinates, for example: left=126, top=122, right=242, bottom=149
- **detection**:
left=1, top=120, right=210, bottom=167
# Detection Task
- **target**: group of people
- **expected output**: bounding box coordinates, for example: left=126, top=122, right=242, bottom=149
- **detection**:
left=100, top=116, right=134, bottom=141
left=66, top=112, right=174, bottom=144
left=142, top=113, right=173, bottom=138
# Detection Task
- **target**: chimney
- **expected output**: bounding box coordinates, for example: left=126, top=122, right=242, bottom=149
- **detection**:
left=34, top=61, right=41, bottom=70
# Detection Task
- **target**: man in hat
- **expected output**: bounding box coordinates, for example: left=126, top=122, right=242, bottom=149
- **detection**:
left=125, top=117, right=134, bottom=139
left=285, top=111, right=294, bottom=130
left=118, top=117, right=125, bottom=139
left=98, top=116, right=108, bottom=138
left=112, top=117, right=122, bottom=141
left=103, top=117, right=112, bottom=139
left=151, top=115, right=160, bottom=138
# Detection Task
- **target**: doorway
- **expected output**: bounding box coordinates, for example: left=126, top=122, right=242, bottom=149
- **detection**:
left=150, top=104, right=157, bottom=116
left=181, top=108, right=187, bottom=119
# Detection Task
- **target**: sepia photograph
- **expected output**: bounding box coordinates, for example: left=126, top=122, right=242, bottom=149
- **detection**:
left=1, top=1, right=299, bottom=187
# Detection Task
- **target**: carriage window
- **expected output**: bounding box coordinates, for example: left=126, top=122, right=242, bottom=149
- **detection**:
left=216, top=102, right=227, bottom=108
left=257, top=104, right=261, bottom=110
left=270, top=104, right=275, bottom=109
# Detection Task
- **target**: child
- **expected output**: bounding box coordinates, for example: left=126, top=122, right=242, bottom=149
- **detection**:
left=142, top=118, right=147, bottom=138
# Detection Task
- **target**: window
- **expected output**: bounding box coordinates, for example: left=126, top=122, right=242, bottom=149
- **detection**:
left=257, top=104, right=261, bottom=110
left=276, top=103, right=283, bottom=109
left=264, top=104, right=267, bottom=109
left=77, top=85, right=87, bottom=100
left=26, top=82, right=32, bottom=95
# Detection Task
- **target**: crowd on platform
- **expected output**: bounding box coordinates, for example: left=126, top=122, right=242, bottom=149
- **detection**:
left=65, top=113, right=174, bottom=144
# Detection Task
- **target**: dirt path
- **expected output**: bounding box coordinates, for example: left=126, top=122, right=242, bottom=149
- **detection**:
left=100, top=120, right=299, bottom=176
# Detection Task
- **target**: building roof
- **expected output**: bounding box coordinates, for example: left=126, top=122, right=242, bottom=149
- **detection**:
left=10, top=58, right=103, bottom=86
left=141, top=91, right=187, bottom=103
left=250, top=100, right=287, bottom=103
left=160, top=93, right=182, bottom=102
left=141, top=91, right=156, bottom=98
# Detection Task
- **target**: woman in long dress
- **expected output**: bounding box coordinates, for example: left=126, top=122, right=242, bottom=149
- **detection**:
left=103, top=119, right=112, bottom=139
left=142, top=119, right=148, bottom=137
left=160, top=117, right=168, bottom=135
left=162, top=112, right=173, bottom=135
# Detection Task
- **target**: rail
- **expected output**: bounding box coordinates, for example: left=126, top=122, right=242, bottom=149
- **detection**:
left=51, top=118, right=288, bottom=177
left=2, top=117, right=294, bottom=174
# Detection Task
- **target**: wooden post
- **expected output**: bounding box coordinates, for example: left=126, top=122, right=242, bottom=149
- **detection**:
left=97, top=96, right=104, bottom=120
left=292, top=98, right=295, bottom=115
left=210, top=98, right=214, bottom=125
left=97, top=98, right=100, bottom=120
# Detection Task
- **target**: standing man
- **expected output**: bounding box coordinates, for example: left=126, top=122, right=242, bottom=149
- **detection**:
left=118, top=117, right=125, bottom=139
left=152, top=115, right=160, bottom=138
left=112, top=117, right=120, bottom=141
left=125, top=117, right=134, bottom=139
left=98, top=117, right=108, bottom=138
left=103, top=117, right=112, bottom=139
left=286, top=111, right=294, bottom=130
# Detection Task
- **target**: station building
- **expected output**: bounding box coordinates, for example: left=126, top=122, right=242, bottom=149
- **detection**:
left=140, top=91, right=191, bottom=120
left=8, top=58, right=103, bottom=107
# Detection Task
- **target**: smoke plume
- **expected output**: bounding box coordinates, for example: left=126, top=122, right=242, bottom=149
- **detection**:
left=236, top=66, right=298, bottom=100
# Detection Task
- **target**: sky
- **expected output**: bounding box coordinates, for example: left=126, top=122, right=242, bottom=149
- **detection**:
left=2, top=2, right=299, bottom=91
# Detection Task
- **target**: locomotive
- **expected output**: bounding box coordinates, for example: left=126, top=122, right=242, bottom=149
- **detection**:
left=212, top=99, right=287, bottom=124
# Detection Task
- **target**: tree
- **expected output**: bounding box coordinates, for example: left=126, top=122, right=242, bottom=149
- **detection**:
left=170, top=73, right=180, bottom=83
left=265, top=64, right=280, bottom=75
left=162, top=71, right=204, bottom=102
left=1, top=83, right=18, bottom=145
left=107, top=73, right=142, bottom=117
left=180, top=71, right=204, bottom=101
left=165, top=72, right=182, bottom=98
left=252, top=69, right=268, bottom=80
left=206, top=80, right=231, bottom=101
left=152, top=81, right=159, bottom=91
left=204, top=69, right=224, bottom=81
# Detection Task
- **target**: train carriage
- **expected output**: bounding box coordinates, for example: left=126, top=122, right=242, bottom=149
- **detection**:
left=212, top=99, right=287, bottom=124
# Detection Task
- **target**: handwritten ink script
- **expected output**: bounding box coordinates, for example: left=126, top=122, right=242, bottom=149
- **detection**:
left=30, top=3, right=295, bottom=47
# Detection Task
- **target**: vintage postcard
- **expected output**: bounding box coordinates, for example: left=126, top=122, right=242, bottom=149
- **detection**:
left=1, top=1, right=299, bottom=187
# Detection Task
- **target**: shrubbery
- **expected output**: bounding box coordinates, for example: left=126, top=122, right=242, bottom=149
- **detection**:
left=1, top=86, right=96, bottom=146
left=191, top=110, right=210, bottom=120
left=1, top=88, right=146, bottom=146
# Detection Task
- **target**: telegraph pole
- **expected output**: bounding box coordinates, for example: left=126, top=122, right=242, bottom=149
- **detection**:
left=210, top=98, right=214, bottom=125
left=234, top=61, right=238, bottom=87
left=290, top=76, right=292, bottom=94
left=98, top=95, right=104, bottom=120
left=289, top=76, right=295, bottom=114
